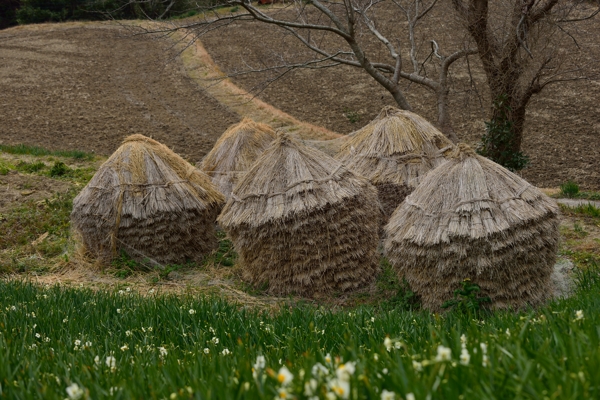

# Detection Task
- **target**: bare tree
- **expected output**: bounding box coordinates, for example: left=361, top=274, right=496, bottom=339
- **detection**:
left=451, top=0, right=598, bottom=168
left=148, top=0, right=478, bottom=142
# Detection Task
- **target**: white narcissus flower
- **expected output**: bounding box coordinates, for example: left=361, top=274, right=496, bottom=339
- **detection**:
left=304, top=379, right=318, bottom=396
left=203, top=348, right=210, bottom=354
left=312, top=362, right=328, bottom=377
left=482, top=355, right=490, bottom=367
left=65, top=383, right=84, bottom=400
left=435, top=345, right=452, bottom=362
left=253, top=355, right=266, bottom=370
left=336, top=362, right=356, bottom=382
left=406, top=393, right=416, bottom=400
left=106, top=356, right=116, bottom=371
left=277, top=387, right=292, bottom=399
left=277, top=366, right=294, bottom=386
left=328, top=378, right=350, bottom=399
left=189, top=309, right=196, bottom=315
left=380, top=389, right=396, bottom=400
left=384, top=337, right=393, bottom=352
left=159, top=347, right=168, bottom=357
left=412, top=360, right=423, bottom=372
left=460, top=348, right=470, bottom=366
left=94, top=356, right=101, bottom=366
left=221, top=348, right=231, bottom=356
left=575, top=310, right=584, bottom=320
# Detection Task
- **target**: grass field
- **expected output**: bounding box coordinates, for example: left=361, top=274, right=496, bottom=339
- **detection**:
left=1, top=271, right=600, bottom=399
left=2, top=145, right=600, bottom=399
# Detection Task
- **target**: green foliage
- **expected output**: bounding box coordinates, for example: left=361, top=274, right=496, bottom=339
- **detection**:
left=15, top=160, right=46, bottom=173
left=204, top=231, right=237, bottom=267
left=0, top=144, right=94, bottom=160
left=110, top=251, right=142, bottom=278
left=477, top=94, right=529, bottom=171
left=229, top=5, right=239, bottom=12
left=1, top=272, right=600, bottom=399
left=442, top=279, right=491, bottom=315
left=0, top=159, right=13, bottom=175
left=49, top=161, right=71, bottom=177
left=375, top=259, right=417, bottom=310
left=560, top=203, right=600, bottom=219
left=561, top=181, right=580, bottom=198
left=0, top=0, right=20, bottom=29
left=0, top=190, right=74, bottom=251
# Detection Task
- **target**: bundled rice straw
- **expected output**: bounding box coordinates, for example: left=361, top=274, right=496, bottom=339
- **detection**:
left=303, top=136, right=351, bottom=156
left=219, top=133, right=381, bottom=296
left=200, top=118, right=276, bottom=199
left=337, top=106, right=453, bottom=224
left=71, top=134, right=225, bottom=265
left=384, top=144, right=559, bottom=311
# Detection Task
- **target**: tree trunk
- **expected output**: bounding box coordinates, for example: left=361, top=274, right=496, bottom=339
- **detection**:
left=436, top=87, right=459, bottom=143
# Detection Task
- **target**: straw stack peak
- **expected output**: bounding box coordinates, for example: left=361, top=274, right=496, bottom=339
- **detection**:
left=340, top=106, right=452, bottom=157
left=227, top=132, right=354, bottom=227
left=200, top=118, right=275, bottom=199
left=337, top=106, right=453, bottom=225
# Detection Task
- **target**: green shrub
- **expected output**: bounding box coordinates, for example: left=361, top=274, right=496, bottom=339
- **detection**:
left=442, top=279, right=491, bottom=315
left=49, top=161, right=71, bottom=177
left=477, top=95, right=530, bottom=171
left=560, top=181, right=580, bottom=197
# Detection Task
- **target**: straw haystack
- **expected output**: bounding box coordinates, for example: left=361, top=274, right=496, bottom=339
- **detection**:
left=337, top=106, right=454, bottom=223
left=302, top=136, right=351, bottom=156
left=200, top=118, right=276, bottom=199
left=384, top=144, right=559, bottom=311
left=218, top=133, right=381, bottom=296
left=72, top=134, right=225, bottom=265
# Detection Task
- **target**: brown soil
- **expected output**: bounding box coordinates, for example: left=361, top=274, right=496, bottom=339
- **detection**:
left=0, top=22, right=240, bottom=163
left=1, top=11, right=599, bottom=189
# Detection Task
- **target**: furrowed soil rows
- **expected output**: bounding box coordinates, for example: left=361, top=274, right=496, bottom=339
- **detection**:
left=0, top=23, right=239, bottom=163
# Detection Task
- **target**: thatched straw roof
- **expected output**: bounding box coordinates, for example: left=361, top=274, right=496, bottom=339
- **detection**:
left=302, top=136, right=351, bottom=156
left=218, top=133, right=381, bottom=296
left=200, top=118, right=276, bottom=199
left=383, top=144, right=559, bottom=311
left=72, top=134, right=225, bottom=265
left=336, top=106, right=454, bottom=223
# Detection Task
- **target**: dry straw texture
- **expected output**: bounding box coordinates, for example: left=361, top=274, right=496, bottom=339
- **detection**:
left=302, top=136, right=351, bottom=156
left=200, top=118, right=276, bottom=199
left=337, top=106, right=453, bottom=223
left=71, top=134, right=225, bottom=265
left=219, top=133, right=381, bottom=296
left=384, top=144, right=559, bottom=311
